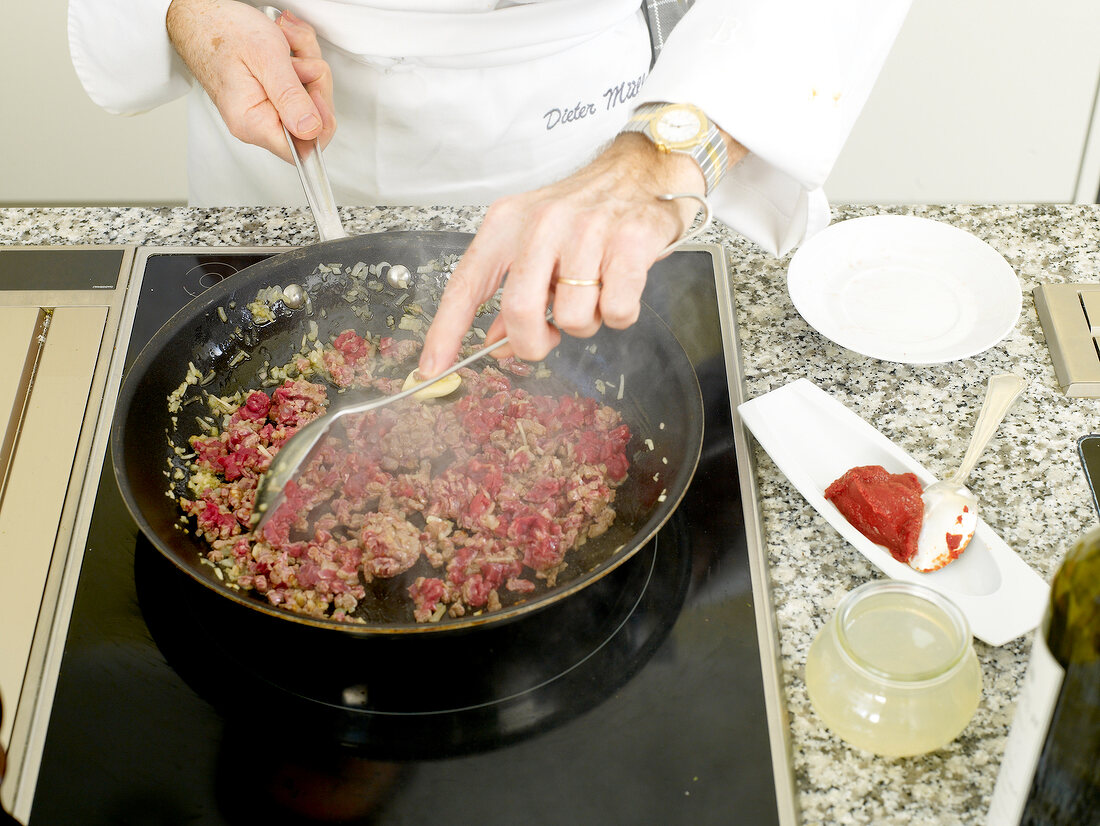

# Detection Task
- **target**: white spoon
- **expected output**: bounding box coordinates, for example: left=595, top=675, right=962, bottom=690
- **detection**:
left=910, top=373, right=1026, bottom=573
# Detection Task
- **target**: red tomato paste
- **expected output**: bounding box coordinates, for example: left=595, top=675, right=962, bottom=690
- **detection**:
left=824, top=465, right=924, bottom=564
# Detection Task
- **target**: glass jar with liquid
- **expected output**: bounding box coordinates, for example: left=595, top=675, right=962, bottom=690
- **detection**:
left=805, top=579, right=982, bottom=757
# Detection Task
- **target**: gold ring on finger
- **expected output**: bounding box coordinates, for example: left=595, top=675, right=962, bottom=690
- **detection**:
left=556, top=277, right=602, bottom=287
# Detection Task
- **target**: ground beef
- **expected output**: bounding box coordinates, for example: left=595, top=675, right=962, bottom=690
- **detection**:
left=178, top=329, right=631, bottom=623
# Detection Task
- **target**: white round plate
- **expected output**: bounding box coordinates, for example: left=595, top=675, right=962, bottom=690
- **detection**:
left=787, top=215, right=1022, bottom=364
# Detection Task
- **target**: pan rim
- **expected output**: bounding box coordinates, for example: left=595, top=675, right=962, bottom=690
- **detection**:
left=111, top=231, right=704, bottom=635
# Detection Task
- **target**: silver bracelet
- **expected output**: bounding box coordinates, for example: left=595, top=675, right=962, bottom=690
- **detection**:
left=658, top=192, right=712, bottom=255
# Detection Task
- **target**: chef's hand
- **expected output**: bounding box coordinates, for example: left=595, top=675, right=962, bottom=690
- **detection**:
left=166, top=0, right=335, bottom=164
left=418, top=130, right=746, bottom=376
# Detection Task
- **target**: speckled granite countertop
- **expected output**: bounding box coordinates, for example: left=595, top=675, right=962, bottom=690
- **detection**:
left=2, top=204, right=1098, bottom=825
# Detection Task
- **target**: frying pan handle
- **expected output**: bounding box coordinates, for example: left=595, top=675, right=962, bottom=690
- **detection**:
left=262, top=7, right=349, bottom=242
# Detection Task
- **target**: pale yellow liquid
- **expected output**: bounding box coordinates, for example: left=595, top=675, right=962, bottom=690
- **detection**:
left=805, top=591, right=982, bottom=757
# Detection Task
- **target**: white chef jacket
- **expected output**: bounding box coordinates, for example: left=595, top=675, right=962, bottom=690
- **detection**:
left=68, top=0, right=910, bottom=256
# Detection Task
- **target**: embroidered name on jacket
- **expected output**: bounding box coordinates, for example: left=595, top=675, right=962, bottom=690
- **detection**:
left=543, top=72, right=647, bottom=131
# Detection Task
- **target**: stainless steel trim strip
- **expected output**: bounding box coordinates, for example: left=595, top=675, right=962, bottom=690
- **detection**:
left=0, top=309, right=50, bottom=512
left=697, top=241, right=800, bottom=826
left=4, top=247, right=136, bottom=822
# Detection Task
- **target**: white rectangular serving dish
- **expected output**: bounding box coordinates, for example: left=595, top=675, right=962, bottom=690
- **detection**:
left=737, top=378, right=1049, bottom=646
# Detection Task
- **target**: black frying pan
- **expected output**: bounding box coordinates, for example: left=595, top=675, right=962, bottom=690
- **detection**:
left=112, top=230, right=703, bottom=634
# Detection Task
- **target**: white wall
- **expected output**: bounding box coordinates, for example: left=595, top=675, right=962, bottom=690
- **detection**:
left=2, top=1, right=1099, bottom=207
left=824, top=0, right=1100, bottom=205
left=1, top=1, right=189, bottom=206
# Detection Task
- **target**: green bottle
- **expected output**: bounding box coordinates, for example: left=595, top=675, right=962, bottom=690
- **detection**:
left=986, top=524, right=1100, bottom=824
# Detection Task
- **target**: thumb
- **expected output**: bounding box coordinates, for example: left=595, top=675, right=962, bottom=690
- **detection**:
left=253, top=57, right=322, bottom=140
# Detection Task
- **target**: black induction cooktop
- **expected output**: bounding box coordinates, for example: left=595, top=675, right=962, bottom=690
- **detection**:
left=25, top=245, right=783, bottom=825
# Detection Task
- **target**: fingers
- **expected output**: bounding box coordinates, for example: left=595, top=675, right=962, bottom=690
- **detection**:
left=419, top=270, right=485, bottom=378
left=167, top=1, right=335, bottom=163
left=217, top=38, right=322, bottom=161
left=276, top=10, right=324, bottom=60
left=500, top=212, right=566, bottom=361
left=279, top=8, right=336, bottom=150
left=549, top=216, right=605, bottom=340
left=218, top=84, right=294, bottom=162
left=552, top=238, right=648, bottom=343
left=422, top=206, right=654, bottom=373
left=231, top=9, right=325, bottom=153
left=595, top=225, right=652, bottom=330
left=551, top=281, right=602, bottom=339
left=278, top=10, right=334, bottom=148
left=251, top=50, right=323, bottom=142
left=292, top=56, right=337, bottom=149
left=420, top=137, right=692, bottom=369
left=419, top=228, right=512, bottom=378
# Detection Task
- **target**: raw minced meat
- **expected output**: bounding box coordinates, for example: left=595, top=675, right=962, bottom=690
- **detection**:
left=178, top=329, right=632, bottom=623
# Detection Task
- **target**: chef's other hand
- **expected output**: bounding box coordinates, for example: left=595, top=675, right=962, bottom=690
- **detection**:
left=419, top=131, right=745, bottom=377
left=166, top=0, right=335, bottom=164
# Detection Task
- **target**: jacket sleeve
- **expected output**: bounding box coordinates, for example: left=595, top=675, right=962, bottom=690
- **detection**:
left=638, top=0, right=911, bottom=255
left=68, top=0, right=192, bottom=114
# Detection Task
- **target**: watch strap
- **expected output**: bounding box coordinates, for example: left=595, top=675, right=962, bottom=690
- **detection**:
left=622, top=103, right=729, bottom=195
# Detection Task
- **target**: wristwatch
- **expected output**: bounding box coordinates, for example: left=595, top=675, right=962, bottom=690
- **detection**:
left=620, top=102, right=729, bottom=195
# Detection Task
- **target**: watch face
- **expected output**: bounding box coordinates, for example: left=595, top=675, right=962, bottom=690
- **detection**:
left=654, top=107, right=704, bottom=146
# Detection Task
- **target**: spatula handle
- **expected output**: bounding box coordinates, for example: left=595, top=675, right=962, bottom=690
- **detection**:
left=950, top=373, right=1026, bottom=485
